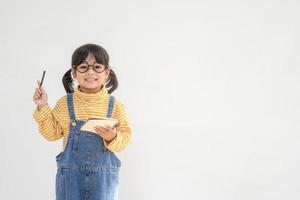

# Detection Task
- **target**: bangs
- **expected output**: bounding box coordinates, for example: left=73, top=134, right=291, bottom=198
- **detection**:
left=71, top=44, right=110, bottom=67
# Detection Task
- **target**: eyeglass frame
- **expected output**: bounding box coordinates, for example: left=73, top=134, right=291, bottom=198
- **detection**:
left=72, top=61, right=109, bottom=73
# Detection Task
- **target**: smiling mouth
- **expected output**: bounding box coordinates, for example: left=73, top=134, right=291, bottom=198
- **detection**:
left=84, top=78, right=98, bottom=81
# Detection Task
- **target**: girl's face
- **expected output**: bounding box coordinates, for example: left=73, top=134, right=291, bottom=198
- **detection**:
left=72, top=53, right=110, bottom=93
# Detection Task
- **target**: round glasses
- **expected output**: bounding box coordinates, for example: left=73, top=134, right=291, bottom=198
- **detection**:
left=73, top=61, right=107, bottom=73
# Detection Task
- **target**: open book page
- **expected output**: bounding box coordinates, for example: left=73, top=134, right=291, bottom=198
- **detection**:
left=80, top=117, right=119, bottom=133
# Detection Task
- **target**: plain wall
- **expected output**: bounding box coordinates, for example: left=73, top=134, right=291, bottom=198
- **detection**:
left=0, top=0, right=299, bottom=199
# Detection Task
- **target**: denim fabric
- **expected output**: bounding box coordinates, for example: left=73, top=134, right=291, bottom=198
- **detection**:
left=55, top=94, right=121, bottom=200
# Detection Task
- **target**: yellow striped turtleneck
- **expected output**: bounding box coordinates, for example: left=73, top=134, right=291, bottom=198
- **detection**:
left=33, top=86, right=132, bottom=152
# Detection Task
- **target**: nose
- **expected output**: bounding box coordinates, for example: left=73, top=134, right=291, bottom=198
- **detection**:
left=87, top=66, right=95, bottom=74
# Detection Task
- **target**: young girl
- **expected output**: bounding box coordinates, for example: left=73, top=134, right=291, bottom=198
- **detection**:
left=32, top=43, right=132, bottom=200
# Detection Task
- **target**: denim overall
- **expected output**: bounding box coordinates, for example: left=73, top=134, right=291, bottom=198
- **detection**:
left=55, top=93, right=121, bottom=200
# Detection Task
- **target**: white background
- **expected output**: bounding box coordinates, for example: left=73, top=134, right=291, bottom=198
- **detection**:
left=0, top=0, right=299, bottom=199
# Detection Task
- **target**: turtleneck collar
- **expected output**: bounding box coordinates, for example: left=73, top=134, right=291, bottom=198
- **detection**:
left=73, top=85, right=109, bottom=104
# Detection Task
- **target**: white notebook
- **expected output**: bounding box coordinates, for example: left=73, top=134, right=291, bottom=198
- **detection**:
left=80, top=117, right=119, bottom=134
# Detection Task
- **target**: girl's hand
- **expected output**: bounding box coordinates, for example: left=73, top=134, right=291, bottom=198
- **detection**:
left=94, top=125, right=117, bottom=143
left=33, top=80, right=48, bottom=110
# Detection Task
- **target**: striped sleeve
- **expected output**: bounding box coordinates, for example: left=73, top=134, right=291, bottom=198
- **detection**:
left=33, top=97, right=66, bottom=141
left=104, top=98, right=132, bottom=152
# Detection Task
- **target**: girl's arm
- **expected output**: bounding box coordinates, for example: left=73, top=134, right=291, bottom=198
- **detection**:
left=33, top=102, right=64, bottom=141
left=103, top=99, right=132, bottom=152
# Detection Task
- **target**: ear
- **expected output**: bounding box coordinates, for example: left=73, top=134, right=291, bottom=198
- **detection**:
left=71, top=68, right=77, bottom=79
left=105, top=68, right=110, bottom=79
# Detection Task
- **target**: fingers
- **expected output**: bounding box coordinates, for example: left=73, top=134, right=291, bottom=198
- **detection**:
left=37, top=80, right=45, bottom=91
left=40, top=86, right=46, bottom=94
left=95, top=126, right=109, bottom=134
left=33, top=80, right=45, bottom=100
left=35, top=80, right=47, bottom=95
left=94, top=125, right=117, bottom=143
left=33, top=88, right=42, bottom=100
left=35, top=88, right=42, bottom=96
left=104, top=125, right=113, bottom=132
left=94, top=126, right=114, bottom=136
left=94, top=126, right=106, bottom=139
left=33, top=80, right=47, bottom=104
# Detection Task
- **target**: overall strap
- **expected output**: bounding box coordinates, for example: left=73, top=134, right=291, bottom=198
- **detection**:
left=106, top=95, right=115, bottom=118
left=67, top=93, right=76, bottom=121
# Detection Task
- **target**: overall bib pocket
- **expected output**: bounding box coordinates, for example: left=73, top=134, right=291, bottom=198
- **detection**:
left=72, top=132, right=104, bottom=158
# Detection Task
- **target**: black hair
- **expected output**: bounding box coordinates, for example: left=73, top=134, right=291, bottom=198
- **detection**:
left=62, top=43, right=118, bottom=94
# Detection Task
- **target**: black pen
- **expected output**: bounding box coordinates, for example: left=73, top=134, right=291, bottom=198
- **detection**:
left=39, top=70, right=46, bottom=90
